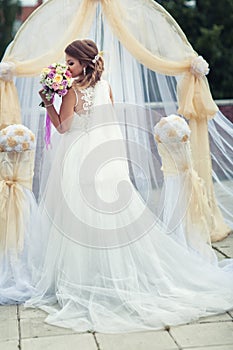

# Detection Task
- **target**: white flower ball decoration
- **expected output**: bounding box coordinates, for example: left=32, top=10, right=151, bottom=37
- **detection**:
left=0, top=62, right=15, bottom=81
left=190, top=56, right=209, bottom=77
left=154, top=114, right=191, bottom=144
left=0, top=124, right=36, bottom=152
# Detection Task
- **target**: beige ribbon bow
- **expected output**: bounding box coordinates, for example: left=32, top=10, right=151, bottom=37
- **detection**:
left=0, top=151, right=34, bottom=254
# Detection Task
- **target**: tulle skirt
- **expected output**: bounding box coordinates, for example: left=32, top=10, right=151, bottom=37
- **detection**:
left=26, top=106, right=233, bottom=332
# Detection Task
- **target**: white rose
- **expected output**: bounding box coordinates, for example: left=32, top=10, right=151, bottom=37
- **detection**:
left=0, top=62, right=15, bottom=81
left=14, top=144, right=23, bottom=152
left=190, top=56, right=209, bottom=77
left=5, top=146, right=13, bottom=152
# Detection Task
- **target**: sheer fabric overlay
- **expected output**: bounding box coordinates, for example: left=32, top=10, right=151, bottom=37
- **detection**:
left=25, top=80, right=233, bottom=332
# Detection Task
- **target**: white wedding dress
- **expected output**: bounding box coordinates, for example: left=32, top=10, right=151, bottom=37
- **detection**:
left=26, top=80, right=233, bottom=333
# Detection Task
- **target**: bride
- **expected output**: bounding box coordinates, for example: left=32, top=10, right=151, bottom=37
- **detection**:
left=26, top=39, right=233, bottom=333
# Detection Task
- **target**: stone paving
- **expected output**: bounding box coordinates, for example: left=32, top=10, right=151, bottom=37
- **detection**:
left=0, top=234, right=232, bottom=350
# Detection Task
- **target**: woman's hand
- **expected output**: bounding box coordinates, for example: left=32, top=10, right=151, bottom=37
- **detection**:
left=39, top=89, right=53, bottom=108
left=39, top=89, right=47, bottom=103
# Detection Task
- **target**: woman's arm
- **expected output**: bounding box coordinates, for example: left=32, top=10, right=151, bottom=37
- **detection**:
left=109, top=85, right=114, bottom=105
left=39, top=88, right=76, bottom=134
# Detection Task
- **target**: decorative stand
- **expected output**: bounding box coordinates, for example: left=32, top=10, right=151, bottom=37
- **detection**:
left=154, top=115, right=217, bottom=263
left=0, top=125, right=38, bottom=304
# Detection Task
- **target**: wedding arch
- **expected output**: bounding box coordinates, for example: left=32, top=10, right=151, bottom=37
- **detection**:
left=0, top=0, right=232, bottom=241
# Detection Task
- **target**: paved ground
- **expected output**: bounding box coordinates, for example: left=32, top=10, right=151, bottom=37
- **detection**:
left=0, top=234, right=232, bottom=350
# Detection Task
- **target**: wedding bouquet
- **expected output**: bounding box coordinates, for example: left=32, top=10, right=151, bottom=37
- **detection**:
left=0, top=124, right=36, bottom=152
left=154, top=114, right=191, bottom=144
left=39, top=62, right=72, bottom=105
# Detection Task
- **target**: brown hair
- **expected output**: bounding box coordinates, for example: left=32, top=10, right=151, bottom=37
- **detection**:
left=65, top=39, right=104, bottom=89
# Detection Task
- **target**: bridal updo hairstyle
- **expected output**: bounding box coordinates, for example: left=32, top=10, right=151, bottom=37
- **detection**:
left=65, top=39, right=104, bottom=89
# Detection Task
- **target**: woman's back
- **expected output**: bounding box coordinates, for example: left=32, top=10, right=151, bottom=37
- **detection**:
left=73, top=79, right=112, bottom=115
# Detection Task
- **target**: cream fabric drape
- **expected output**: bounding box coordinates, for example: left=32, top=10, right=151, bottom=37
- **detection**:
left=0, top=0, right=217, bottom=124
left=101, top=0, right=218, bottom=121
left=0, top=0, right=229, bottom=241
left=188, top=118, right=230, bottom=241
left=0, top=151, right=35, bottom=253
left=0, top=81, right=21, bottom=128
left=0, top=0, right=97, bottom=126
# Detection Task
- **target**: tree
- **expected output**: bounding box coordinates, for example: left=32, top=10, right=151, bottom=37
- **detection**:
left=0, top=0, right=21, bottom=60
left=157, top=0, right=233, bottom=99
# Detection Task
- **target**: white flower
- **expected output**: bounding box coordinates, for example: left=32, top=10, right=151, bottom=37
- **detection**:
left=45, top=77, right=53, bottom=87
left=7, top=129, right=15, bottom=137
left=14, top=135, right=23, bottom=143
left=5, top=146, right=13, bottom=152
left=0, top=134, right=7, bottom=146
left=154, top=114, right=191, bottom=144
left=24, top=134, right=30, bottom=142
left=0, top=62, right=15, bottom=81
left=190, top=56, right=209, bottom=77
left=92, top=54, right=100, bottom=63
left=14, top=144, right=23, bottom=152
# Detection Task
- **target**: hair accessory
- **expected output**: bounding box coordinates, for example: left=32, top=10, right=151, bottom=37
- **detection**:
left=92, top=54, right=100, bottom=64
left=83, top=66, right=86, bottom=76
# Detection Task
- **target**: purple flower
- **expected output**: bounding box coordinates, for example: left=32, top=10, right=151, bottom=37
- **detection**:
left=62, top=80, right=68, bottom=87
left=52, top=82, right=60, bottom=91
left=48, top=71, right=56, bottom=79
left=58, top=89, right=68, bottom=97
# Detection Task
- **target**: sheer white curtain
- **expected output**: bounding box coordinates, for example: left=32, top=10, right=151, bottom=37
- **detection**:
left=14, top=0, right=232, bottom=230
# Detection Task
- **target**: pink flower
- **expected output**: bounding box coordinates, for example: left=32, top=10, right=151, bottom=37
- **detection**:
left=65, top=70, right=72, bottom=77
left=52, top=82, right=60, bottom=91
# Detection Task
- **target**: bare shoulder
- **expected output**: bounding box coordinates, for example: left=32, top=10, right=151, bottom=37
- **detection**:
left=61, top=86, right=76, bottom=108
left=64, top=86, right=76, bottom=99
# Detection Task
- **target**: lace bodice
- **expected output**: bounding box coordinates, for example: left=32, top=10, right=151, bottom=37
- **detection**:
left=73, top=79, right=111, bottom=115
left=80, top=86, right=95, bottom=111
left=69, top=79, right=112, bottom=132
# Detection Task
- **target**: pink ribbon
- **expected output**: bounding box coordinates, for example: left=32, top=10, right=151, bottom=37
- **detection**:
left=44, top=96, right=54, bottom=149
left=45, top=112, right=51, bottom=149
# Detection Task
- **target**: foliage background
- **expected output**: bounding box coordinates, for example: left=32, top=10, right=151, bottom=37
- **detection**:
left=157, top=0, right=233, bottom=99
left=0, top=0, right=21, bottom=60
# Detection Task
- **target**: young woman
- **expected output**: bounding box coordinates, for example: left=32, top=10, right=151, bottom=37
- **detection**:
left=39, top=39, right=113, bottom=134
left=26, top=39, right=233, bottom=333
